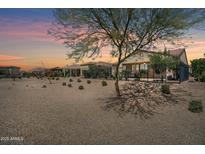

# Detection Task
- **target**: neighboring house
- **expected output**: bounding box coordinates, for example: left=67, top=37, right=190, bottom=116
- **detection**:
left=32, top=67, right=46, bottom=77
left=0, top=66, right=21, bottom=78
left=119, top=48, right=189, bottom=81
left=66, top=64, right=82, bottom=77
left=81, top=62, right=112, bottom=78
left=64, top=48, right=189, bottom=81
left=64, top=62, right=113, bottom=78
left=47, top=67, right=63, bottom=77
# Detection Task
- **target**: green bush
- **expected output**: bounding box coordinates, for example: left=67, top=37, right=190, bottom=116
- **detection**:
left=188, top=100, right=203, bottom=113
left=102, top=80, right=107, bottom=86
left=87, top=80, right=91, bottom=84
left=200, top=72, right=205, bottom=82
left=23, top=72, right=32, bottom=78
left=77, top=78, right=81, bottom=82
left=68, top=83, right=72, bottom=87
left=191, top=58, right=205, bottom=79
left=161, top=84, right=170, bottom=94
left=62, top=82, right=66, bottom=86
left=78, top=85, right=84, bottom=90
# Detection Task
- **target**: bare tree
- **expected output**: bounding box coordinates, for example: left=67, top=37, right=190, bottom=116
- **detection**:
left=49, top=8, right=205, bottom=96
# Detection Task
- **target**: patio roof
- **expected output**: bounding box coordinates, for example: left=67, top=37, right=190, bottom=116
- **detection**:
left=80, top=61, right=113, bottom=66
left=67, top=64, right=81, bottom=69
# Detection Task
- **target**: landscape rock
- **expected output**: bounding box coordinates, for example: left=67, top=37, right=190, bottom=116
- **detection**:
left=105, top=81, right=177, bottom=118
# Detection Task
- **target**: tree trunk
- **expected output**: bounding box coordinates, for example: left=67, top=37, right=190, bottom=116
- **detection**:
left=115, top=64, right=121, bottom=97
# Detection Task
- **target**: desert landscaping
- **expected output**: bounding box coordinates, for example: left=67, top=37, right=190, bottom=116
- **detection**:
left=0, top=77, right=204, bottom=144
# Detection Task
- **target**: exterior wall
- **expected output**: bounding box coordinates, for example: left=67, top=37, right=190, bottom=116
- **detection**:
left=49, top=69, right=63, bottom=77
left=180, top=52, right=188, bottom=65
left=179, top=63, right=189, bottom=81
left=122, top=52, right=151, bottom=64
left=81, top=64, right=112, bottom=78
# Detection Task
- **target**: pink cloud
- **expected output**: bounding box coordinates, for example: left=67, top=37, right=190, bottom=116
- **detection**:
left=0, top=54, right=24, bottom=61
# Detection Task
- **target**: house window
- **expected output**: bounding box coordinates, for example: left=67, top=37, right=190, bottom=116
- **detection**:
left=140, top=63, right=148, bottom=70
left=132, top=65, right=136, bottom=72
left=136, top=64, right=140, bottom=71
left=122, top=65, right=126, bottom=70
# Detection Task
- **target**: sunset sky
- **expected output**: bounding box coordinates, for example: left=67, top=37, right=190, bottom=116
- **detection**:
left=0, top=9, right=205, bottom=71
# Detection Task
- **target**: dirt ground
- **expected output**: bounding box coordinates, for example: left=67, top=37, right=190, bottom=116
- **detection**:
left=0, top=77, right=204, bottom=144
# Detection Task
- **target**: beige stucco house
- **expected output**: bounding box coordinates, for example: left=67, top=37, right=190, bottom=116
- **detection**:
left=118, top=48, right=189, bottom=81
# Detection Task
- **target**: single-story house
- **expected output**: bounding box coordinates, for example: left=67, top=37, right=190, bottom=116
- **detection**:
left=80, top=62, right=112, bottom=78
left=0, top=66, right=21, bottom=78
left=64, top=62, right=113, bottom=78
left=32, top=67, right=46, bottom=77
left=47, top=67, right=63, bottom=77
left=119, top=48, right=189, bottom=81
left=65, top=64, right=82, bottom=77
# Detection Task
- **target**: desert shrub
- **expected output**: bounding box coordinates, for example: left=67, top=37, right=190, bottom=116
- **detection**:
left=62, top=82, right=66, bottom=86
left=42, top=85, right=47, bottom=88
left=23, top=72, right=32, bottom=78
left=52, top=77, right=55, bottom=80
left=161, top=84, right=170, bottom=94
left=200, top=75, right=205, bottom=82
left=78, top=85, right=84, bottom=90
left=87, top=80, right=91, bottom=84
left=56, top=77, right=59, bottom=80
left=102, top=80, right=107, bottom=86
left=68, top=83, right=72, bottom=87
left=77, top=78, right=81, bottom=82
left=188, top=100, right=203, bottom=113
left=191, top=58, right=205, bottom=79
left=69, top=78, right=73, bottom=82
left=199, top=72, right=205, bottom=82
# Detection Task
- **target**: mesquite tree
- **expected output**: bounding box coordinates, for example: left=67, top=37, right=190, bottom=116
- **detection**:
left=49, top=8, right=205, bottom=96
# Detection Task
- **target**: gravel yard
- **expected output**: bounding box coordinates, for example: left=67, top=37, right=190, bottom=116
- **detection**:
left=0, top=78, right=204, bottom=144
